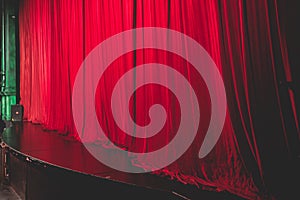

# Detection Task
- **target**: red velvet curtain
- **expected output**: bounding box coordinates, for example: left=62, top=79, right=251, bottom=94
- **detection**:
left=19, top=0, right=299, bottom=199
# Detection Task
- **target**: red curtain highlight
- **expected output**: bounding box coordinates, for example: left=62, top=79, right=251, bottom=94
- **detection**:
left=19, top=0, right=298, bottom=199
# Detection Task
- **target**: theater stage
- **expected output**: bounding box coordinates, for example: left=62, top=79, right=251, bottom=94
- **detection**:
left=0, top=122, right=243, bottom=200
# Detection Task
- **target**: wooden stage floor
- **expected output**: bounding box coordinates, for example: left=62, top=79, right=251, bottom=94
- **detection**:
left=1, top=122, right=244, bottom=200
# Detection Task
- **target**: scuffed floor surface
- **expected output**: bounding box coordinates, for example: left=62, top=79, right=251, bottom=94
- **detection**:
left=0, top=182, right=21, bottom=200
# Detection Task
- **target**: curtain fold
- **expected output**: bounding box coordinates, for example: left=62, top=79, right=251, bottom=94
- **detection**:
left=19, top=0, right=298, bottom=199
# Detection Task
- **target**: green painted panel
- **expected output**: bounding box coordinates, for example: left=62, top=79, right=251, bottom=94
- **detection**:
left=0, top=0, right=18, bottom=120
left=1, top=95, right=15, bottom=120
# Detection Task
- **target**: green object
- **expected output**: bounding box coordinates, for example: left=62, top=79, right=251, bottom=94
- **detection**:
left=0, top=0, right=18, bottom=120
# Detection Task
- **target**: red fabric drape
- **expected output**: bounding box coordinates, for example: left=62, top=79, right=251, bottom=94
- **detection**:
left=19, top=0, right=298, bottom=199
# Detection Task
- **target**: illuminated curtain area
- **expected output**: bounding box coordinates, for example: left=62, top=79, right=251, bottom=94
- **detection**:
left=18, top=0, right=298, bottom=199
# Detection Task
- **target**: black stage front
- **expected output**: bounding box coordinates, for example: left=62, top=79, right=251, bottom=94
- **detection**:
left=0, top=122, right=243, bottom=200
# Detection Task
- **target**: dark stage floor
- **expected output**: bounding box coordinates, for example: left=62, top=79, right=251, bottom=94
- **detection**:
left=0, top=122, right=245, bottom=200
